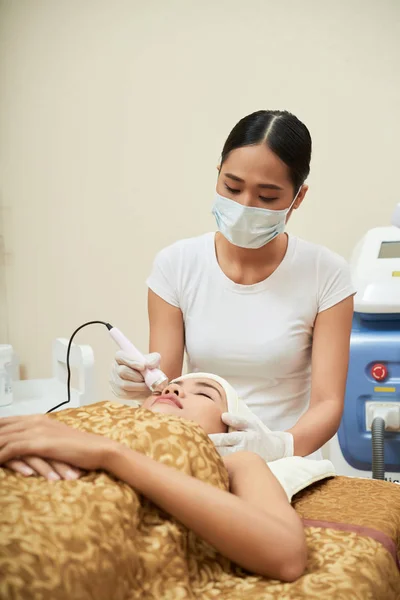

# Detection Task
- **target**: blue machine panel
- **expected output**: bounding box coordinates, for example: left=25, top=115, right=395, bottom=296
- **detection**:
left=338, top=313, right=400, bottom=472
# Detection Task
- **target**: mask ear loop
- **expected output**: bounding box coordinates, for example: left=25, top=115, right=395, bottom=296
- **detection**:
left=287, top=186, right=302, bottom=212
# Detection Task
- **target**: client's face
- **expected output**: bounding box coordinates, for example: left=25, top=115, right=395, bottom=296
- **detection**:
left=142, top=378, right=228, bottom=434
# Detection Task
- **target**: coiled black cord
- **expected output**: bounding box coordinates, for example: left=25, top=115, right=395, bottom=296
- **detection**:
left=371, top=416, right=385, bottom=480
left=46, top=321, right=112, bottom=414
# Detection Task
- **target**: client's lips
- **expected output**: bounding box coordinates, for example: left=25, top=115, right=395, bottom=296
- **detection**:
left=153, top=394, right=183, bottom=409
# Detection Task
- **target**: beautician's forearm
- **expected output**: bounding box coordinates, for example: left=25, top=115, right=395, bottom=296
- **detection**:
left=102, top=444, right=299, bottom=579
left=288, top=398, right=342, bottom=456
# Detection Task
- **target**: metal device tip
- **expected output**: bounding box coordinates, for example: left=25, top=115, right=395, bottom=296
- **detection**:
left=150, top=376, right=169, bottom=394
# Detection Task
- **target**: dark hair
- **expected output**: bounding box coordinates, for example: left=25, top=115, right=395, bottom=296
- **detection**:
left=220, top=110, right=312, bottom=191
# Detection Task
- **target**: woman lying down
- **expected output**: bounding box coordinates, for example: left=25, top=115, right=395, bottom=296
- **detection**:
left=0, top=373, right=308, bottom=582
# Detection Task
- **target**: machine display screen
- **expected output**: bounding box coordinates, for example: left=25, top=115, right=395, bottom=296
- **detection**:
left=378, top=241, right=400, bottom=259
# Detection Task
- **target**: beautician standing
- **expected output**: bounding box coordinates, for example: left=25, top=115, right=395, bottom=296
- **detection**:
left=111, top=110, right=355, bottom=460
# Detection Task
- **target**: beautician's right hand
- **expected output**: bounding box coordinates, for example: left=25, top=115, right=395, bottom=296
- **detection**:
left=110, top=351, right=161, bottom=400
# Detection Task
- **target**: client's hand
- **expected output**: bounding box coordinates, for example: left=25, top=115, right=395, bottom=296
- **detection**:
left=209, top=413, right=294, bottom=462
left=0, top=415, right=116, bottom=472
left=4, top=457, right=83, bottom=481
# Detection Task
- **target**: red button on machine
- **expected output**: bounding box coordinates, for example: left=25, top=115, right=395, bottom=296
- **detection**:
left=370, top=363, right=388, bottom=382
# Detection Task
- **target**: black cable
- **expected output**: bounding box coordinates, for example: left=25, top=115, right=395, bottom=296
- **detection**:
left=371, top=416, right=385, bottom=480
left=46, top=321, right=113, bottom=414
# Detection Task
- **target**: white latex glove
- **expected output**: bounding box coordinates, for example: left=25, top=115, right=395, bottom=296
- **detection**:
left=110, top=351, right=161, bottom=400
left=209, top=412, right=294, bottom=462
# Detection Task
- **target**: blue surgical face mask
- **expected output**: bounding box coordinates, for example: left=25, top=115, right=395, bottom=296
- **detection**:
left=212, top=188, right=301, bottom=249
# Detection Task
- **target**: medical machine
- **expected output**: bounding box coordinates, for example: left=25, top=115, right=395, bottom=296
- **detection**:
left=0, top=338, right=96, bottom=418
left=330, top=204, right=400, bottom=482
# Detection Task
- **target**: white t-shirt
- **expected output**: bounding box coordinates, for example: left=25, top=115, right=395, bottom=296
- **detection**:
left=147, top=233, right=355, bottom=447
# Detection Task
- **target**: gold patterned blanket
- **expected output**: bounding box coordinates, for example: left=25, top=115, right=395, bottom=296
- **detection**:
left=0, top=401, right=399, bottom=600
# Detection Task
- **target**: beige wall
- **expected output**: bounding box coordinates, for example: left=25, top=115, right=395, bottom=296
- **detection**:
left=1, top=0, right=399, bottom=399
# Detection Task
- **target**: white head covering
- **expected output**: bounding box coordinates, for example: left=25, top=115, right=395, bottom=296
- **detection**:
left=171, top=372, right=266, bottom=430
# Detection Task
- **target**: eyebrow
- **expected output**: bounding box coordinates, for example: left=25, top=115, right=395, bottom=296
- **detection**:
left=225, top=172, right=283, bottom=191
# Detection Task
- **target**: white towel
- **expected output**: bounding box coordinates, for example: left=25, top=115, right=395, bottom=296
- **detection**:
left=268, top=456, right=336, bottom=502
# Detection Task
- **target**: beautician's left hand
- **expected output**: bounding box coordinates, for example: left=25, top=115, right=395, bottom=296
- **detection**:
left=0, top=415, right=116, bottom=472
left=209, top=413, right=294, bottom=462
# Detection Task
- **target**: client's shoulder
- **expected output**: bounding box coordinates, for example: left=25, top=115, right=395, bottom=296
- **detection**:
left=223, top=451, right=268, bottom=475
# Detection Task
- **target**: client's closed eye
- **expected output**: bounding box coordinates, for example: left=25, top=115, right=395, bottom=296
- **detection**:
left=197, top=393, right=214, bottom=401
left=192, top=381, right=223, bottom=404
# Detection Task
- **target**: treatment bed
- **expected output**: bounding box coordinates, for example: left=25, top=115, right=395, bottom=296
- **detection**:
left=0, top=401, right=399, bottom=599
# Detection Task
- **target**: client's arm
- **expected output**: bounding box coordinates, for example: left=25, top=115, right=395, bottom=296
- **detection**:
left=0, top=416, right=306, bottom=581
left=106, top=448, right=307, bottom=582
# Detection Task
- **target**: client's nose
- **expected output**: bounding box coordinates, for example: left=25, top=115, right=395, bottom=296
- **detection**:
left=162, top=383, right=182, bottom=397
